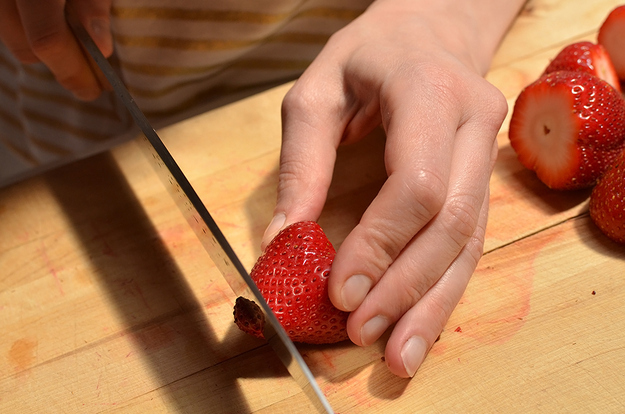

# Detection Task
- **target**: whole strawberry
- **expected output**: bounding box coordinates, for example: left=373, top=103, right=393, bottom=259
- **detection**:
left=598, top=5, right=625, bottom=81
left=543, top=41, right=621, bottom=92
left=509, top=70, right=625, bottom=190
left=234, top=221, right=348, bottom=344
left=590, top=150, right=625, bottom=244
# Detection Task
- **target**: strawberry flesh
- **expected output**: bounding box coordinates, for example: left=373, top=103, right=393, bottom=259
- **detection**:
left=509, top=70, right=625, bottom=190
left=233, top=221, right=349, bottom=344
left=544, top=41, right=621, bottom=92
left=590, top=150, right=625, bottom=244
left=598, top=5, right=625, bottom=81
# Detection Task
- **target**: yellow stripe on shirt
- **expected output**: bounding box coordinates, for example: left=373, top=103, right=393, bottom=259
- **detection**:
left=111, top=6, right=363, bottom=23
left=111, top=7, right=291, bottom=24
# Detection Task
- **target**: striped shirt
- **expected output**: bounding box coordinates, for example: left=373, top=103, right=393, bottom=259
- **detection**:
left=0, top=0, right=371, bottom=187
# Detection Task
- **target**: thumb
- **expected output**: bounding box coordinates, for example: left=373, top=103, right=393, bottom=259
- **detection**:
left=71, top=0, right=114, bottom=57
left=261, top=81, right=345, bottom=249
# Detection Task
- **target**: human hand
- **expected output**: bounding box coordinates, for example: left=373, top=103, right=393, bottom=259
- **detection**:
left=263, top=0, right=524, bottom=377
left=0, top=0, right=113, bottom=101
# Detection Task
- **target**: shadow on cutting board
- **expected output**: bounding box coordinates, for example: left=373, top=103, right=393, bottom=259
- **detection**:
left=495, top=145, right=593, bottom=214
left=45, top=152, right=266, bottom=413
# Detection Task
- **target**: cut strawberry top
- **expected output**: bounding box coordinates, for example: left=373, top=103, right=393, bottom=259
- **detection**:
left=509, top=71, right=625, bottom=190
left=544, top=41, right=621, bottom=92
left=598, top=5, right=625, bottom=80
left=516, top=88, right=578, bottom=172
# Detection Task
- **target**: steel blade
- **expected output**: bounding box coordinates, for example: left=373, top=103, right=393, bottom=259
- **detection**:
left=66, top=7, right=333, bottom=413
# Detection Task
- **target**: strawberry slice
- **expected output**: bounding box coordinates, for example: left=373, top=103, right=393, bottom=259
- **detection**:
left=233, top=221, right=348, bottom=344
left=590, top=149, right=625, bottom=244
left=544, top=41, right=621, bottom=92
left=598, top=5, right=625, bottom=81
left=509, top=70, right=625, bottom=190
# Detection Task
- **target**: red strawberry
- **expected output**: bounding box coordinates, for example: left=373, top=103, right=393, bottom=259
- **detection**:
left=508, top=70, right=625, bottom=190
left=544, top=41, right=621, bottom=92
left=233, top=221, right=348, bottom=344
left=598, top=5, right=625, bottom=81
left=589, top=150, right=625, bottom=244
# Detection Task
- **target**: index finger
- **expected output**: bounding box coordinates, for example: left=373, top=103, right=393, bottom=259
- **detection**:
left=17, top=0, right=101, bottom=100
left=328, top=83, right=457, bottom=312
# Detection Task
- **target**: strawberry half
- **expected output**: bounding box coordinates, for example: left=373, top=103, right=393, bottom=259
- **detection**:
left=544, top=41, right=621, bottom=92
left=589, top=150, right=625, bottom=244
left=509, top=70, right=625, bottom=190
left=598, top=5, right=625, bottom=81
left=233, top=221, right=348, bottom=344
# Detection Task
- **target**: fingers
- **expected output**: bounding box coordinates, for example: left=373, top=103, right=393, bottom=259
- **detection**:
left=327, top=80, right=456, bottom=314
left=261, top=83, right=341, bottom=248
left=331, top=82, right=506, bottom=348
left=67, top=0, right=115, bottom=92
left=385, top=183, right=492, bottom=378
left=70, top=0, right=114, bottom=58
left=382, top=136, right=499, bottom=378
left=261, top=50, right=362, bottom=249
left=0, top=0, right=113, bottom=100
left=0, top=0, right=38, bottom=63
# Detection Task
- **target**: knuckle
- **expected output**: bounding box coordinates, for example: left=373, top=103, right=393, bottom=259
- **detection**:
left=282, top=75, right=332, bottom=118
left=281, top=82, right=331, bottom=133
left=415, top=63, right=463, bottom=109
left=364, top=225, right=403, bottom=272
left=29, top=30, right=64, bottom=57
left=277, top=158, right=305, bottom=192
left=483, top=88, right=509, bottom=128
left=403, top=273, right=429, bottom=306
left=425, top=289, right=458, bottom=327
left=472, top=83, right=509, bottom=132
left=403, top=167, right=447, bottom=221
left=56, top=69, right=92, bottom=94
left=464, top=221, right=487, bottom=268
left=281, top=84, right=309, bottom=116
left=395, top=260, right=439, bottom=311
left=441, top=195, right=481, bottom=250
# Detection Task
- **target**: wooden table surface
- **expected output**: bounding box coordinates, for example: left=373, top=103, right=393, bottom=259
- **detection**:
left=2, top=1, right=625, bottom=412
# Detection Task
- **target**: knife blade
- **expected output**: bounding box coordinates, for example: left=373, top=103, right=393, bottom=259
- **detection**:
left=65, top=7, right=333, bottom=413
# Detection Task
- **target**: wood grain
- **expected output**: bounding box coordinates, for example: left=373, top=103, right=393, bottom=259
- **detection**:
left=2, top=1, right=625, bottom=412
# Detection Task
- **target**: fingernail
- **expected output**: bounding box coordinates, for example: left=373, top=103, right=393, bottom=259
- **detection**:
left=401, top=336, right=428, bottom=378
left=90, top=18, right=113, bottom=56
left=360, top=315, right=389, bottom=346
left=261, top=213, right=286, bottom=250
left=341, top=275, right=372, bottom=311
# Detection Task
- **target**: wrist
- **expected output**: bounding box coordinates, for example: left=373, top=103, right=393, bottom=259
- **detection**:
left=366, top=0, right=526, bottom=75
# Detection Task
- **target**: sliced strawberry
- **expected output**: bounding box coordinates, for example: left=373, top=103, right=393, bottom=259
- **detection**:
left=233, top=221, right=348, bottom=344
left=509, top=70, right=625, bottom=190
left=544, top=41, right=621, bottom=92
left=590, top=150, right=625, bottom=244
left=598, top=5, right=625, bottom=81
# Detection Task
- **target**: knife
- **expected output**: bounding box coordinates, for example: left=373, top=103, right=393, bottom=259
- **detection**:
left=65, top=7, right=334, bottom=413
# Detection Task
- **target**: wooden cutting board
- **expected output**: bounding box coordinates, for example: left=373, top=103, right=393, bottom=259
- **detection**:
left=1, top=0, right=625, bottom=412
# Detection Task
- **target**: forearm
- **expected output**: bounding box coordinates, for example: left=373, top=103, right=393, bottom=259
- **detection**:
left=366, top=0, right=528, bottom=75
